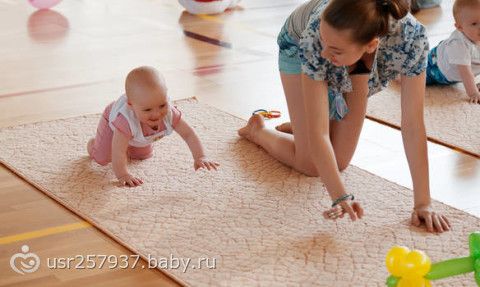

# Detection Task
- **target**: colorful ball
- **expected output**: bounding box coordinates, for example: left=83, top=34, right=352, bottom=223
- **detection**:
left=28, top=0, right=62, bottom=10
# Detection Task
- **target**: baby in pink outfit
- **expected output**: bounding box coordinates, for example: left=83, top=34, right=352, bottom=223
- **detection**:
left=88, top=66, right=219, bottom=187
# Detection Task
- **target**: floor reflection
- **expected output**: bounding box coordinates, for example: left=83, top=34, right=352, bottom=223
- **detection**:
left=28, top=9, right=69, bottom=43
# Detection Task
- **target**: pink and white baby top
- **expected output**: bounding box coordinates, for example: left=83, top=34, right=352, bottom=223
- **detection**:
left=108, top=94, right=181, bottom=146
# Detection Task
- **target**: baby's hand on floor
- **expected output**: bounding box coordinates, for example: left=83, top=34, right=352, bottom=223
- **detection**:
left=118, top=174, right=143, bottom=187
left=469, top=92, right=480, bottom=104
left=194, top=157, right=220, bottom=171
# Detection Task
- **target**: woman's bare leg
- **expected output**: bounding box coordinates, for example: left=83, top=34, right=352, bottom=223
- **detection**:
left=238, top=73, right=318, bottom=176
left=329, top=74, right=369, bottom=170
left=275, top=122, right=293, bottom=134
left=238, top=72, right=369, bottom=175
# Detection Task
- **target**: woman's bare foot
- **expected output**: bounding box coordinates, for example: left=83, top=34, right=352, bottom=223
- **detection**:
left=275, top=122, right=293, bottom=134
left=238, top=114, right=265, bottom=142
left=87, top=138, right=95, bottom=158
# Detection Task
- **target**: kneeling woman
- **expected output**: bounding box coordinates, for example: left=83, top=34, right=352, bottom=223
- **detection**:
left=239, top=0, right=450, bottom=233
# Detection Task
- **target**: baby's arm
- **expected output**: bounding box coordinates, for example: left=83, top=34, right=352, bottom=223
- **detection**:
left=174, top=118, right=219, bottom=171
left=456, top=64, right=480, bottom=104
left=112, top=129, right=143, bottom=186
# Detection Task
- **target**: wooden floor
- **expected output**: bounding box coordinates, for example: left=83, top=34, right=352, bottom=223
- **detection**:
left=0, top=0, right=478, bottom=286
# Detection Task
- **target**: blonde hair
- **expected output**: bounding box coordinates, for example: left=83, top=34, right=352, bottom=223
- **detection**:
left=453, top=0, right=480, bottom=23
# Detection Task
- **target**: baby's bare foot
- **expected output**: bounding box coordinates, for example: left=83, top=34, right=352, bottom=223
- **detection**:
left=87, top=138, right=94, bottom=158
left=275, top=122, right=293, bottom=134
left=238, top=114, right=265, bottom=142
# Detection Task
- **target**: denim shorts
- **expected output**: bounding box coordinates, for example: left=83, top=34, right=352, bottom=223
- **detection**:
left=426, top=45, right=456, bottom=85
left=276, top=23, right=348, bottom=120
left=277, top=23, right=302, bottom=74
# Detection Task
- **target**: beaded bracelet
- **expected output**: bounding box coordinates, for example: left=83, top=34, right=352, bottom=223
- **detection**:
left=331, top=194, right=355, bottom=208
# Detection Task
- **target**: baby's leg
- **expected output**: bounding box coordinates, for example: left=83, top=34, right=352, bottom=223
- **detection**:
left=88, top=115, right=113, bottom=165
left=128, top=145, right=153, bottom=160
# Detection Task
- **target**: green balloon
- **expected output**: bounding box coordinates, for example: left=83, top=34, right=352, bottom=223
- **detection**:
left=426, top=257, right=474, bottom=280
left=386, top=275, right=399, bottom=287
left=471, top=232, right=480, bottom=258
left=386, top=233, right=480, bottom=285
left=470, top=232, right=480, bottom=286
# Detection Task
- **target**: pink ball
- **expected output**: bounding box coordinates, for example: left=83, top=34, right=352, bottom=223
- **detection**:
left=28, top=0, right=62, bottom=10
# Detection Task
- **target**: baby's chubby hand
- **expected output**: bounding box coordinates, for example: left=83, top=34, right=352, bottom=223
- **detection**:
left=469, top=92, right=480, bottom=104
left=194, top=157, right=220, bottom=171
left=118, top=174, right=143, bottom=187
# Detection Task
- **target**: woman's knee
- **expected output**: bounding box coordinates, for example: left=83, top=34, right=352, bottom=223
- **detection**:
left=296, top=160, right=349, bottom=176
left=336, top=157, right=351, bottom=172
left=303, top=168, right=320, bottom=177
left=295, top=159, right=319, bottom=177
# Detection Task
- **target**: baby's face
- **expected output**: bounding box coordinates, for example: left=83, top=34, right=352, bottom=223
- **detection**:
left=128, top=87, right=169, bottom=128
left=456, top=6, right=480, bottom=44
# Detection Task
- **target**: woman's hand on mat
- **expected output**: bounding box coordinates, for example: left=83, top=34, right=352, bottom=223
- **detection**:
left=411, top=205, right=451, bottom=233
left=194, top=157, right=220, bottom=171
left=323, top=201, right=363, bottom=221
left=118, top=174, right=143, bottom=187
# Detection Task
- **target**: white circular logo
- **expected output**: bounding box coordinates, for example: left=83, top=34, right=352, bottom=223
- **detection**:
left=10, top=245, right=40, bottom=275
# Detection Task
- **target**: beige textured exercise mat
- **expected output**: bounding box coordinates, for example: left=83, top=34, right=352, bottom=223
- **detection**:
left=367, top=83, right=480, bottom=156
left=1, top=99, right=479, bottom=286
